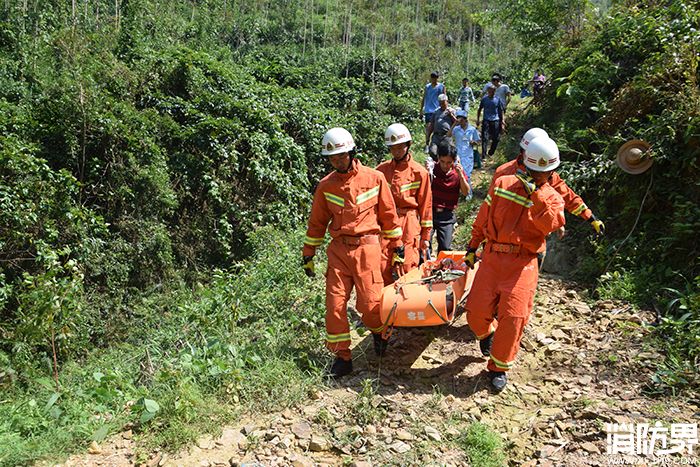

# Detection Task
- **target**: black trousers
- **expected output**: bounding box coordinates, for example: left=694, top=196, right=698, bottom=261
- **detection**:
left=481, top=120, right=501, bottom=157
left=430, top=208, right=457, bottom=255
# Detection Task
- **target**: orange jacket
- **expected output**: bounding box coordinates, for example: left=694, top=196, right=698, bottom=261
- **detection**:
left=491, top=158, right=593, bottom=221
left=469, top=174, right=566, bottom=255
left=376, top=154, right=433, bottom=242
left=303, top=159, right=403, bottom=257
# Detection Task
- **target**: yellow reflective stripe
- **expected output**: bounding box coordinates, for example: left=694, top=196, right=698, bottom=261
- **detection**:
left=382, top=227, right=403, bottom=238
left=485, top=194, right=492, bottom=206
left=400, top=181, right=421, bottom=192
left=477, top=330, right=493, bottom=340
left=326, top=333, right=351, bottom=343
left=571, top=203, right=588, bottom=216
left=323, top=192, right=345, bottom=207
left=304, top=235, right=324, bottom=246
left=356, top=185, right=380, bottom=204
left=494, top=187, right=533, bottom=208
left=420, top=220, right=433, bottom=228
left=490, top=354, right=514, bottom=369
left=366, top=325, right=384, bottom=333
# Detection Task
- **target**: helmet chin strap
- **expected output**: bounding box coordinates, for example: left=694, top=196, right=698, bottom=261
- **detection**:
left=336, top=150, right=356, bottom=174
left=393, top=143, right=411, bottom=163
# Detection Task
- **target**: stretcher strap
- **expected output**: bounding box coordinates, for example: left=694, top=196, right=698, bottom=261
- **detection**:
left=426, top=298, right=452, bottom=325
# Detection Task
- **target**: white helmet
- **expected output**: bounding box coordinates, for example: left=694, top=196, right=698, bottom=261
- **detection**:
left=520, top=127, right=548, bottom=150
left=321, top=127, right=355, bottom=155
left=385, top=123, right=412, bottom=146
left=524, top=136, right=560, bottom=172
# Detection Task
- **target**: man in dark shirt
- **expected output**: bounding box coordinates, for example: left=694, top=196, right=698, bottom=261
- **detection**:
left=426, top=94, right=457, bottom=163
left=430, top=142, right=469, bottom=254
left=476, top=85, right=506, bottom=158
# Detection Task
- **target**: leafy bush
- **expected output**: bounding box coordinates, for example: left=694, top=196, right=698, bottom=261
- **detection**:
left=0, top=227, right=325, bottom=465
left=519, top=0, right=700, bottom=391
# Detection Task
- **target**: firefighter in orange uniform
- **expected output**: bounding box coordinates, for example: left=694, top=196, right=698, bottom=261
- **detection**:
left=490, top=128, right=605, bottom=238
left=465, top=136, right=566, bottom=391
left=302, top=128, right=405, bottom=377
left=376, top=123, right=432, bottom=284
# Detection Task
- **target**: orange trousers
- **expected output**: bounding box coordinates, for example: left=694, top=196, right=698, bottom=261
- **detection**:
left=466, top=249, right=538, bottom=372
left=326, top=237, right=385, bottom=360
left=381, top=210, right=421, bottom=285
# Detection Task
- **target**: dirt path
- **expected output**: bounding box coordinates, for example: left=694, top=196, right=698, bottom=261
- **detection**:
left=58, top=162, right=699, bottom=467
left=59, top=279, right=699, bottom=466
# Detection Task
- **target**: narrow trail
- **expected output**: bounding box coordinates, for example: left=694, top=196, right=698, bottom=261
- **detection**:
left=59, top=158, right=699, bottom=467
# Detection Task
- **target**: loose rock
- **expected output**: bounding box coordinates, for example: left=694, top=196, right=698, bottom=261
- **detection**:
left=309, top=435, right=330, bottom=452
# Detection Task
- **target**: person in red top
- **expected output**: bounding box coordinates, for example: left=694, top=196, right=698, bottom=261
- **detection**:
left=376, top=123, right=433, bottom=284
left=464, top=136, right=566, bottom=391
left=431, top=141, right=470, bottom=253
left=302, top=127, right=405, bottom=377
left=490, top=128, right=606, bottom=239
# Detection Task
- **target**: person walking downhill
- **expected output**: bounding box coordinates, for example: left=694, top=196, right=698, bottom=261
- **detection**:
left=490, top=127, right=606, bottom=265
left=448, top=109, right=480, bottom=198
left=481, top=73, right=512, bottom=111
left=476, top=85, right=505, bottom=159
left=458, top=78, right=476, bottom=113
left=420, top=71, right=446, bottom=153
left=376, top=123, right=433, bottom=285
left=430, top=141, right=470, bottom=254
left=425, top=93, right=457, bottom=174
left=464, top=136, right=566, bottom=392
left=302, top=128, right=405, bottom=378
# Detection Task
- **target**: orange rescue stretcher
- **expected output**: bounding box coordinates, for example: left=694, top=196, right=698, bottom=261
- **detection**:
left=379, top=251, right=480, bottom=335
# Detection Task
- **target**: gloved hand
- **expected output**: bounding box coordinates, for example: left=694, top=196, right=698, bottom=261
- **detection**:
left=590, top=215, right=605, bottom=235
left=302, top=255, right=315, bottom=277
left=392, top=246, right=405, bottom=266
left=464, top=248, right=477, bottom=269
left=514, top=170, right=536, bottom=195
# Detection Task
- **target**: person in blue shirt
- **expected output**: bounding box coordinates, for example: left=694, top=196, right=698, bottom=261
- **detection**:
left=476, top=84, right=505, bottom=158
left=458, top=78, right=476, bottom=113
left=448, top=109, right=480, bottom=198
left=420, top=71, right=446, bottom=152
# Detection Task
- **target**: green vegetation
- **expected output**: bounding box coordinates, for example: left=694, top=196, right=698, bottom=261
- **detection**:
left=0, top=0, right=697, bottom=463
left=0, top=228, right=325, bottom=465
left=0, top=0, right=530, bottom=462
left=512, top=0, right=699, bottom=392
left=456, top=422, right=506, bottom=467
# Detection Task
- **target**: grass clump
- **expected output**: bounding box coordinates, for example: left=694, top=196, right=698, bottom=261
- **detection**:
left=456, top=422, right=507, bottom=467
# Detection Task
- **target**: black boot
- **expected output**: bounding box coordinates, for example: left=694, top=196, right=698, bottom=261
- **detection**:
left=329, top=357, right=353, bottom=378
left=372, top=333, right=389, bottom=357
left=488, top=371, right=508, bottom=392
left=479, top=332, right=494, bottom=357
